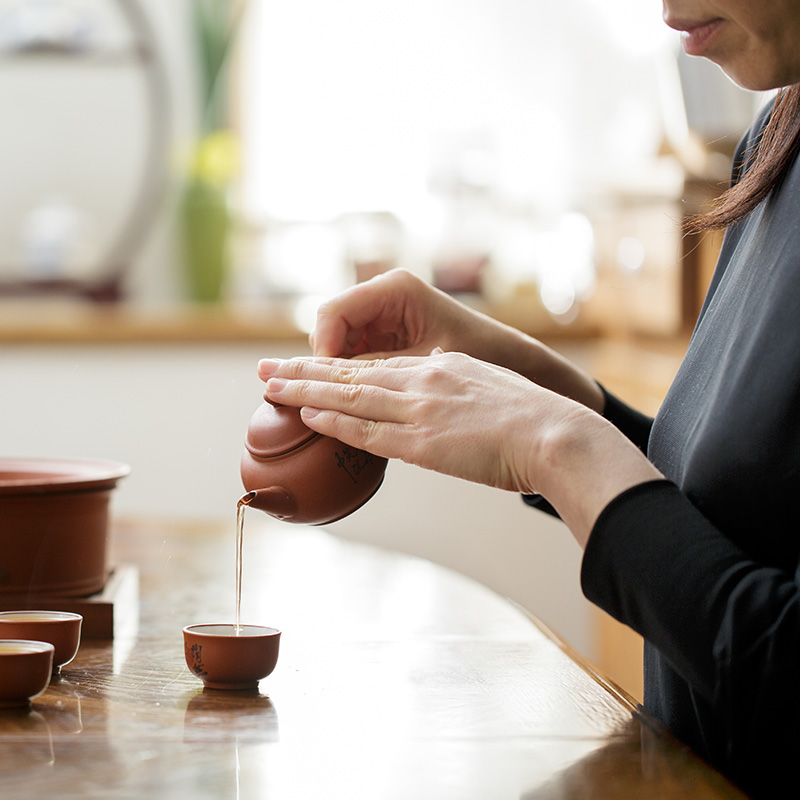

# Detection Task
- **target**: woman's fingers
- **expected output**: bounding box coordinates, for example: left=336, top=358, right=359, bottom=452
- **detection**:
left=258, top=354, right=424, bottom=394
left=259, top=356, right=395, bottom=416
left=259, top=355, right=430, bottom=461
left=309, top=270, right=408, bottom=357
left=268, top=373, right=407, bottom=423
left=298, top=405, right=408, bottom=460
left=309, top=269, right=461, bottom=358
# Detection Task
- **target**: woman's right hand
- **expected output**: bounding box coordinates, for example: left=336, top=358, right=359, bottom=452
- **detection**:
left=309, top=269, right=480, bottom=359
left=310, top=269, right=605, bottom=413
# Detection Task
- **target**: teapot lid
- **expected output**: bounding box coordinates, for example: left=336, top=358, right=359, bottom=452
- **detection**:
left=244, top=398, right=318, bottom=459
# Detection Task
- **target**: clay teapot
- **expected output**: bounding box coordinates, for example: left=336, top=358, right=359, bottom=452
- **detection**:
left=241, top=396, right=387, bottom=525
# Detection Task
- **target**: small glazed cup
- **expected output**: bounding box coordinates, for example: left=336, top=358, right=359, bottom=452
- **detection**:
left=0, top=640, right=55, bottom=708
left=183, top=624, right=281, bottom=691
left=0, top=611, right=82, bottom=674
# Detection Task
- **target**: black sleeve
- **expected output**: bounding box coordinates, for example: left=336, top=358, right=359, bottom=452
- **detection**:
left=598, top=385, right=653, bottom=453
left=521, top=384, right=654, bottom=514
left=581, top=479, right=800, bottom=780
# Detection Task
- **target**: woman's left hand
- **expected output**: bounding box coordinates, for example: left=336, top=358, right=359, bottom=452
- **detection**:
left=257, top=351, right=663, bottom=547
left=259, top=351, right=581, bottom=494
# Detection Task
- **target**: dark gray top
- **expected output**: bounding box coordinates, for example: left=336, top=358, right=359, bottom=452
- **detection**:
left=580, top=100, right=800, bottom=798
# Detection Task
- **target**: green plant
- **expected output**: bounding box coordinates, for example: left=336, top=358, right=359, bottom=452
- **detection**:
left=192, top=0, right=247, bottom=133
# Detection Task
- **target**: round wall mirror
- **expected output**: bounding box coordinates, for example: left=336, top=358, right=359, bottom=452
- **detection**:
left=0, top=0, right=167, bottom=301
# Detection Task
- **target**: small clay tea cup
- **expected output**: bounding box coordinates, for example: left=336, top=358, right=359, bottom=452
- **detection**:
left=0, top=640, right=54, bottom=708
left=183, top=624, right=281, bottom=691
left=0, top=611, right=82, bottom=674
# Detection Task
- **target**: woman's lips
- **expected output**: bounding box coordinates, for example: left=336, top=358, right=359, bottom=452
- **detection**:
left=671, top=18, right=724, bottom=57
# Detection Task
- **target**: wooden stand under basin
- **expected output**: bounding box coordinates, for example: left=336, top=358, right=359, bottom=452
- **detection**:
left=0, top=563, right=139, bottom=639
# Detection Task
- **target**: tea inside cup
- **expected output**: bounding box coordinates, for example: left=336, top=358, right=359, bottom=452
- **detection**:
left=0, top=640, right=54, bottom=708
left=183, top=624, right=281, bottom=691
left=0, top=611, right=82, bottom=674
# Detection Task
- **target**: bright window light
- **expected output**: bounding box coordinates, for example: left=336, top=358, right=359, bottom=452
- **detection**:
left=239, top=0, right=671, bottom=224
left=235, top=1, right=680, bottom=301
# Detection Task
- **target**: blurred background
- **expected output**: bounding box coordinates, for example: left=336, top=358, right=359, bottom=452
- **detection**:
left=0, top=0, right=768, bottom=697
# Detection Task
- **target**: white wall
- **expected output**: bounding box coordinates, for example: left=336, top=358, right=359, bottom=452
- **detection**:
left=0, top=339, right=592, bottom=656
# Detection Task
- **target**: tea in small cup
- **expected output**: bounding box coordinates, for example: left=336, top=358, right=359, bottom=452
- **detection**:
left=0, top=611, right=82, bottom=674
left=183, top=623, right=281, bottom=691
left=0, top=640, right=55, bottom=708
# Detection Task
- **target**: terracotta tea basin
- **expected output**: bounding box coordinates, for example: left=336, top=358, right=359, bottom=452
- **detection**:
left=183, top=623, right=281, bottom=691
left=0, top=611, right=83, bottom=674
left=0, top=640, right=54, bottom=708
left=0, top=457, right=130, bottom=597
left=241, top=397, right=387, bottom=525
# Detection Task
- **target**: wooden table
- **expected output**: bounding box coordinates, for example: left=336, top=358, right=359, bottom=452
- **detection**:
left=0, top=515, right=744, bottom=799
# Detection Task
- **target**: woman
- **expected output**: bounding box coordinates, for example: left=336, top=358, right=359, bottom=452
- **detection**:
left=257, top=3, right=800, bottom=795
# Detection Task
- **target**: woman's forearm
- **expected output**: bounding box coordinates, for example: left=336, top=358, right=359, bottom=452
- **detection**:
left=525, top=402, right=663, bottom=548
left=454, top=306, right=605, bottom=413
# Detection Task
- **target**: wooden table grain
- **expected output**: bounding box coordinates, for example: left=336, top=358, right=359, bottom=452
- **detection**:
left=0, top=514, right=744, bottom=799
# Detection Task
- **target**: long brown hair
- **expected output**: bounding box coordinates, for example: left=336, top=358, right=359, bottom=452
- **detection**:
left=685, top=84, right=800, bottom=233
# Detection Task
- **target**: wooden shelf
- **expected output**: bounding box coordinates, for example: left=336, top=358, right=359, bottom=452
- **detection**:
left=0, top=301, right=310, bottom=345
left=0, top=295, right=600, bottom=347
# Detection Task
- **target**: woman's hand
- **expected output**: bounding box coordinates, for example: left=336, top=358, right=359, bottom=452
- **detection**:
left=263, top=350, right=553, bottom=492
left=309, top=268, right=483, bottom=359
left=258, top=351, right=661, bottom=546
left=310, top=268, right=605, bottom=412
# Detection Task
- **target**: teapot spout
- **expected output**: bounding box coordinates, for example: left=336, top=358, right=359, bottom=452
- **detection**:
left=241, top=486, right=299, bottom=521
